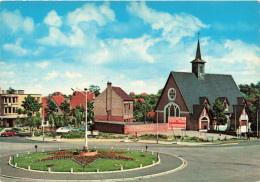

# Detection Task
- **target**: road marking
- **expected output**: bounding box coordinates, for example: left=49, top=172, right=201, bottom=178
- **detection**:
left=221, top=143, right=238, bottom=145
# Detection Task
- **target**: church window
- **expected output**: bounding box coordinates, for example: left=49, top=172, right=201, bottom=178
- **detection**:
left=165, top=103, right=180, bottom=122
left=168, top=88, right=176, bottom=101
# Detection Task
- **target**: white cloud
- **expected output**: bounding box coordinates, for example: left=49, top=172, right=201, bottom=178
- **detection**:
left=3, top=38, right=29, bottom=56
left=44, top=71, right=58, bottom=80
left=67, top=3, right=115, bottom=26
left=0, top=10, right=34, bottom=33
left=44, top=10, right=63, bottom=27
left=80, top=35, right=158, bottom=64
left=35, top=61, right=50, bottom=68
left=127, top=2, right=209, bottom=45
left=65, top=72, right=83, bottom=78
left=37, top=26, right=86, bottom=47
left=0, top=71, right=15, bottom=77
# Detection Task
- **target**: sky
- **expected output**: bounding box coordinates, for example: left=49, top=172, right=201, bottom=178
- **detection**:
left=0, top=1, right=259, bottom=97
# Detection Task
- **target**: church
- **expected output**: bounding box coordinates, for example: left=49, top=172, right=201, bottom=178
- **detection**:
left=155, top=38, right=249, bottom=131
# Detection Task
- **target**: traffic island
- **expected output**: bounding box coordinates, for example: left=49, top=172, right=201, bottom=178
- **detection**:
left=8, top=148, right=158, bottom=172
left=0, top=149, right=185, bottom=181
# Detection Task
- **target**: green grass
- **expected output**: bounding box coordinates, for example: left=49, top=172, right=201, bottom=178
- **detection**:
left=11, top=149, right=158, bottom=172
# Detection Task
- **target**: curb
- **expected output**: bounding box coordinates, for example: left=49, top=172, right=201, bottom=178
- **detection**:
left=7, top=152, right=161, bottom=174
left=0, top=150, right=187, bottom=181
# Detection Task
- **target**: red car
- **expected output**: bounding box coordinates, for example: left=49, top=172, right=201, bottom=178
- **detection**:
left=1, top=130, right=15, bottom=137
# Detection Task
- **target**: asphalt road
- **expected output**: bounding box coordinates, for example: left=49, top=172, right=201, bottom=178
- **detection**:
left=1, top=136, right=260, bottom=182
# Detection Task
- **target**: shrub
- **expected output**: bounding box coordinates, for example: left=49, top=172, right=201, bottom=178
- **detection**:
left=61, top=131, right=85, bottom=138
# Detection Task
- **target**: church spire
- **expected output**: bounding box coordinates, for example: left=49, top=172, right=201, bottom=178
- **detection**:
left=191, top=32, right=206, bottom=80
left=195, top=38, right=201, bottom=60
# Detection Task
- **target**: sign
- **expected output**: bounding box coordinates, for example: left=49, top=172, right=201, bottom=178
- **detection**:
left=168, top=117, right=186, bottom=129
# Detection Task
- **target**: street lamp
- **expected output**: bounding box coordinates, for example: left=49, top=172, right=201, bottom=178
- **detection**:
left=71, top=88, right=94, bottom=150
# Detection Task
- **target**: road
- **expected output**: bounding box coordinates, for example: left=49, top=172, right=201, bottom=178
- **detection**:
left=0, top=136, right=260, bottom=182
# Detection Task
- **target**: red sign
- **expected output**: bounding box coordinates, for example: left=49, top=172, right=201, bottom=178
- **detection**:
left=168, top=117, right=186, bottom=129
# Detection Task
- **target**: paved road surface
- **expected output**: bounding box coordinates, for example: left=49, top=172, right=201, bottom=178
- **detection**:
left=0, top=136, right=260, bottom=182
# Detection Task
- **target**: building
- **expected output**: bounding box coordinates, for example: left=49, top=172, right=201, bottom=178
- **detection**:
left=155, top=38, right=249, bottom=132
left=0, top=89, right=42, bottom=127
left=70, top=91, right=95, bottom=109
left=94, top=82, right=134, bottom=122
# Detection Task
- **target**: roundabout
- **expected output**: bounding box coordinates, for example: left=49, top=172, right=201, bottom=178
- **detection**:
left=0, top=149, right=186, bottom=181
left=1, top=136, right=259, bottom=182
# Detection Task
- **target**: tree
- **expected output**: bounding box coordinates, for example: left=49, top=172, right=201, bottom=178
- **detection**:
left=21, top=95, right=42, bottom=117
left=17, top=95, right=42, bottom=134
left=89, top=85, right=100, bottom=97
left=239, top=81, right=260, bottom=131
left=157, top=88, right=163, bottom=96
left=9, top=87, right=15, bottom=94
left=46, top=96, right=59, bottom=128
left=131, top=94, right=159, bottom=123
left=212, top=99, right=227, bottom=129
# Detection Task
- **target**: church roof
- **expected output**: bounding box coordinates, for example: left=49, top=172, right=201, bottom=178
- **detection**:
left=171, top=71, right=242, bottom=114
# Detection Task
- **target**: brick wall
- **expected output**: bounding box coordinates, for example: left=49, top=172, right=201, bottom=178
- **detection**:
left=94, top=122, right=179, bottom=134
left=94, top=122, right=124, bottom=133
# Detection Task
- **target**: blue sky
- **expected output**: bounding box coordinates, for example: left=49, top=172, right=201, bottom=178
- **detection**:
left=0, top=1, right=259, bottom=96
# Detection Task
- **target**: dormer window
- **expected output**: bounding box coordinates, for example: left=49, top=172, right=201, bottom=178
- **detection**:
left=224, top=101, right=228, bottom=111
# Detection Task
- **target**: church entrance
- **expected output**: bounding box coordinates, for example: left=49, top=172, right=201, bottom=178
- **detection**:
left=200, top=117, right=209, bottom=130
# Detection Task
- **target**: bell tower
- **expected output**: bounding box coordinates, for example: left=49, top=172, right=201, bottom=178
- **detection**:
left=191, top=33, right=206, bottom=80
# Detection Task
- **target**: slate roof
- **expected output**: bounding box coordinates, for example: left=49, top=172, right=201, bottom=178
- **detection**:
left=199, top=97, right=210, bottom=105
left=231, top=105, right=244, bottom=119
left=171, top=72, right=243, bottom=114
left=192, top=105, right=205, bottom=120
left=112, top=87, right=133, bottom=101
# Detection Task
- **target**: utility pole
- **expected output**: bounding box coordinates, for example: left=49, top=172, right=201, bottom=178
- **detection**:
left=234, top=105, right=236, bottom=133
left=257, top=109, right=259, bottom=138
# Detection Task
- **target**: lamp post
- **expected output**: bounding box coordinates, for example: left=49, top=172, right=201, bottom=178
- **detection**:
left=71, top=88, right=94, bottom=150
left=156, top=110, right=159, bottom=144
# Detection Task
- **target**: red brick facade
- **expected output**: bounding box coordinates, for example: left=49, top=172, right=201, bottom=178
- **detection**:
left=94, top=121, right=175, bottom=134
left=94, top=82, right=133, bottom=122
left=155, top=74, right=193, bottom=128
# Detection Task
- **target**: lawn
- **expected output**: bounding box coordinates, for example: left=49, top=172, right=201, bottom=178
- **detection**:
left=11, top=149, right=158, bottom=172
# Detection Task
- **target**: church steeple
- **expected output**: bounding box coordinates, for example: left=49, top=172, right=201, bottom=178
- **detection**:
left=191, top=33, right=206, bottom=80
left=195, top=39, right=201, bottom=60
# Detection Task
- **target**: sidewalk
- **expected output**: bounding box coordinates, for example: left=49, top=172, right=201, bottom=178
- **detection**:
left=26, top=136, right=222, bottom=146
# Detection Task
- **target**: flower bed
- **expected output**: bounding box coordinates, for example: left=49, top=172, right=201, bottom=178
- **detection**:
left=12, top=149, right=158, bottom=172
left=36, top=150, right=134, bottom=167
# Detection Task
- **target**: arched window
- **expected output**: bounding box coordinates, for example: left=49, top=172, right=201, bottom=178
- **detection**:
left=164, top=102, right=180, bottom=123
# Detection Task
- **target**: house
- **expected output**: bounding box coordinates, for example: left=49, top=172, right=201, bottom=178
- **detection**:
left=43, top=92, right=68, bottom=118
left=0, top=89, right=42, bottom=127
left=94, top=82, right=134, bottom=122
left=70, top=91, right=95, bottom=109
left=130, top=92, right=135, bottom=96
left=155, top=38, right=249, bottom=132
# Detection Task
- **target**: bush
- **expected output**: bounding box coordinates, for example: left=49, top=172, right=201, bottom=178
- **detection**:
left=11, top=128, right=21, bottom=133
left=46, top=131, right=57, bottom=138
left=61, top=131, right=85, bottom=138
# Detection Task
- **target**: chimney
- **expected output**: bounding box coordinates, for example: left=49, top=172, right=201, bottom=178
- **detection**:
left=106, top=82, right=112, bottom=120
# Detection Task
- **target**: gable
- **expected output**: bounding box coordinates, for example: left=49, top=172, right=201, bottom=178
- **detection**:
left=112, top=87, right=133, bottom=101
left=155, top=73, right=189, bottom=112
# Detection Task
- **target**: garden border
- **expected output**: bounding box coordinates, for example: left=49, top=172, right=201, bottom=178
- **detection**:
left=1, top=150, right=187, bottom=182
left=8, top=149, right=161, bottom=174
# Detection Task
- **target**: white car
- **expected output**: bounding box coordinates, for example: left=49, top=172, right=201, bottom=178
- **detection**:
left=56, top=127, right=71, bottom=133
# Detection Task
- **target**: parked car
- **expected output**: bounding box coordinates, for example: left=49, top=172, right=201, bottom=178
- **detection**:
left=56, top=127, right=71, bottom=133
left=1, top=130, right=15, bottom=137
